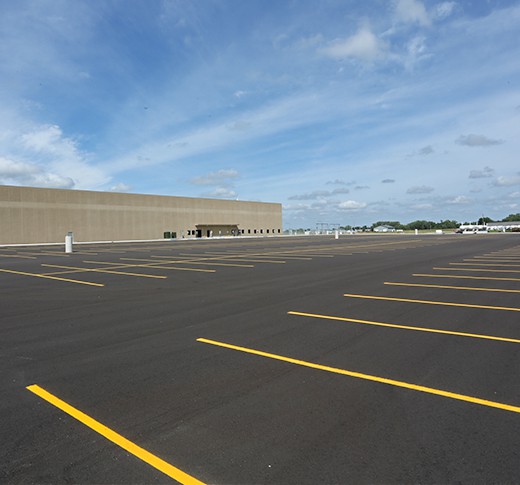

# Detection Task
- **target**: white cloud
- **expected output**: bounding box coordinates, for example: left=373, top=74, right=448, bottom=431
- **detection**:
left=411, top=203, right=434, bottom=210
left=434, top=2, right=457, bottom=20
left=321, top=26, right=387, bottom=62
left=338, top=200, right=367, bottom=210
left=469, top=166, right=494, bottom=179
left=0, top=156, right=74, bottom=188
left=202, top=187, right=237, bottom=199
left=110, top=182, right=132, bottom=192
left=394, top=0, right=431, bottom=26
left=493, top=175, right=520, bottom=187
left=448, top=195, right=471, bottom=204
left=406, top=185, right=435, bottom=194
left=190, top=169, right=239, bottom=186
left=1, top=123, right=109, bottom=189
left=419, top=145, right=434, bottom=155
left=456, top=134, right=504, bottom=146
left=289, top=187, right=350, bottom=200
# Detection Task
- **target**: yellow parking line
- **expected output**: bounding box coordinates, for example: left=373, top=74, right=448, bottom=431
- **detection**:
left=27, top=385, right=205, bottom=484
left=39, top=251, right=72, bottom=257
left=433, top=267, right=520, bottom=274
left=41, top=264, right=166, bottom=279
left=413, top=273, right=520, bottom=283
left=201, top=253, right=287, bottom=264
left=0, top=268, right=103, bottom=287
left=179, top=253, right=283, bottom=264
left=451, top=262, right=520, bottom=268
left=0, top=253, right=36, bottom=259
left=384, top=281, right=520, bottom=294
left=219, top=258, right=286, bottom=264
left=147, top=265, right=216, bottom=273
left=343, top=293, right=520, bottom=312
left=17, top=251, right=69, bottom=257
left=197, top=338, right=520, bottom=414
left=84, top=260, right=216, bottom=273
left=126, top=256, right=253, bottom=268
left=288, top=311, right=520, bottom=344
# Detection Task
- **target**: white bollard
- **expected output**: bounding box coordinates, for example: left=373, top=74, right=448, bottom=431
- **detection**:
left=335, top=230, right=339, bottom=239
left=65, top=232, right=73, bottom=253
left=415, top=229, right=418, bottom=235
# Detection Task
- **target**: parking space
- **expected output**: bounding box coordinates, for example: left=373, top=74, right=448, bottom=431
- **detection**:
left=2, top=234, right=520, bottom=483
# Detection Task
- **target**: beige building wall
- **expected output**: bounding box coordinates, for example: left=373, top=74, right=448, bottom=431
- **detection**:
left=0, top=185, right=282, bottom=244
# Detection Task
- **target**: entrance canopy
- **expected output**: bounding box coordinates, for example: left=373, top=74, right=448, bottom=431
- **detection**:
left=196, top=224, right=239, bottom=237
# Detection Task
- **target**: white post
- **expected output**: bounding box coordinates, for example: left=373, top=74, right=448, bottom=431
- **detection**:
left=65, top=232, right=73, bottom=253
left=415, top=229, right=418, bottom=235
left=335, top=230, right=339, bottom=239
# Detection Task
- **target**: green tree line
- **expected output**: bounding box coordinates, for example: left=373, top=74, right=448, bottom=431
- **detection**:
left=338, top=213, right=520, bottom=231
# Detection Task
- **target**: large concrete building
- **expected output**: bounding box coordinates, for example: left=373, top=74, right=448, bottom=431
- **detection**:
left=0, top=185, right=282, bottom=245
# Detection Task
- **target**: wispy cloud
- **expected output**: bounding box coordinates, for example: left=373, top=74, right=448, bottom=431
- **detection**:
left=493, top=174, right=520, bottom=187
left=394, top=0, right=431, bottom=27
left=338, top=200, right=367, bottom=210
left=320, top=26, right=388, bottom=62
left=406, top=185, right=435, bottom=194
left=0, top=156, right=74, bottom=188
left=456, top=134, right=504, bottom=147
left=190, top=169, right=239, bottom=186
left=469, top=166, right=494, bottom=179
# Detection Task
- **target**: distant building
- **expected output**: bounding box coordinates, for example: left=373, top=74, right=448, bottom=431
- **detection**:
left=0, top=185, right=282, bottom=245
left=373, top=225, right=396, bottom=233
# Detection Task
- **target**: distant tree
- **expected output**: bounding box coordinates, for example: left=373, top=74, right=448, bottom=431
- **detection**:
left=436, top=219, right=460, bottom=229
left=502, top=213, right=520, bottom=222
left=405, top=220, right=435, bottom=230
left=478, top=216, right=493, bottom=225
left=371, top=221, right=403, bottom=230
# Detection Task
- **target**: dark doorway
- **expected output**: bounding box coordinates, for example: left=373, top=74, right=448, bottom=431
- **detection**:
left=196, top=229, right=202, bottom=238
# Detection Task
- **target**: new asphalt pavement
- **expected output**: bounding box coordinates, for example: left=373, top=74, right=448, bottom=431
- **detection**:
left=1, top=233, right=520, bottom=484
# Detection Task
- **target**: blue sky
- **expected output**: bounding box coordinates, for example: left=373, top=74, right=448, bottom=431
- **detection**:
left=1, top=0, right=519, bottom=228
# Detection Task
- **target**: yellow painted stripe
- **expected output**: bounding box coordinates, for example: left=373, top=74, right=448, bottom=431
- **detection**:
left=0, top=268, right=104, bottom=286
left=26, top=385, right=205, bottom=484
left=41, top=264, right=166, bottom=279
left=147, top=265, right=216, bottom=273
left=201, top=253, right=286, bottom=264
left=413, top=273, right=520, bottom=282
left=343, top=293, right=520, bottom=312
left=433, top=267, right=520, bottom=274
left=39, top=251, right=72, bottom=257
left=0, top=268, right=103, bottom=286
left=451, top=262, right=520, bottom=268
left=165, top=261, right=254, bottom=268
left=196, top=338, right=520, bottom=414
left=288, top=311, right=520, bottom=344
left=132, top=257, right=254, bottom=268
left=90, top=260, right=216, bottom=273
left=0, top=253, right=36, bottom=259
left=384, top=281, right=520, bottom=294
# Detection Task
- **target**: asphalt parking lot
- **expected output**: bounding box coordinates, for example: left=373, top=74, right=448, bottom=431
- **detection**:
left=1, top=233, right=520, bottom=484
